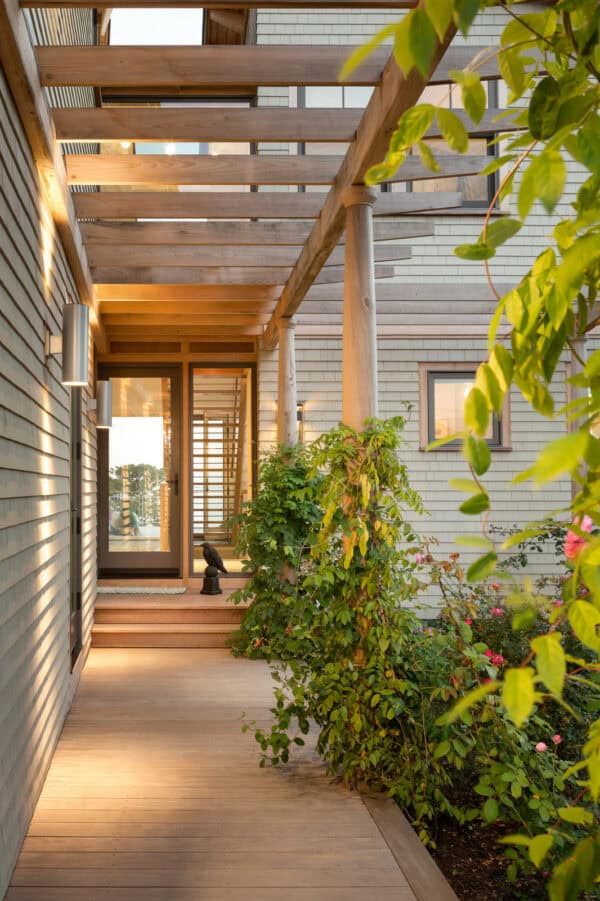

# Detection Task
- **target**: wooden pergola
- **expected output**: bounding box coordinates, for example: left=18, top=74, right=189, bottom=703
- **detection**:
left=0, top=0, right=517, bottom=437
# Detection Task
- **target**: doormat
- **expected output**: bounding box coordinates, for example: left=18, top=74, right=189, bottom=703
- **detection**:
left=97, top=587, right=187, bottom=595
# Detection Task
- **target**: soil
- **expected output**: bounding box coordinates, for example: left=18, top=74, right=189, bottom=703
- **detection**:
left=429, top=816, right=548, bottom=901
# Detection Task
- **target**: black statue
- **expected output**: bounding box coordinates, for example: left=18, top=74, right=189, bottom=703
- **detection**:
left=200, top=541, right=228, bottom=574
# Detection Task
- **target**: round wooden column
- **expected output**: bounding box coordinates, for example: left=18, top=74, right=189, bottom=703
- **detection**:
left=277, top=317, right=298, bottom=446
left=341, top=185, right=379, bottom=430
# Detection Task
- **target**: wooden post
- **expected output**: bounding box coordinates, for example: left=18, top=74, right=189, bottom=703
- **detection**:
left=341, top=185, right=378, bottom=430
left=277, top=317, right=298, bottom=446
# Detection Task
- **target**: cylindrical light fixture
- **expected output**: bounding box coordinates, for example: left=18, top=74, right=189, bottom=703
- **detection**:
left=96, top=380, right=112, bottom=429
left=62, top=303, right=89, bottom=387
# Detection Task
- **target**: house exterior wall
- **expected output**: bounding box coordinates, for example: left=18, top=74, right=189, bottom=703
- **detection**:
left=0, top=10, right=96, bottom=897
left=255, top=6, right=577, bottom=593
left=258, top=338, right=570, bottom=595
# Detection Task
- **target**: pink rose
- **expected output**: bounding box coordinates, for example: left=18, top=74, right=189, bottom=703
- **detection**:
left=414, top=552, right=426, bottom=564
left=491, top=654, right=505, bottom=666
left=491, top=607, right=504, bottom=617
left=553, top=599, right=564, bottom=608
left=484, top=649, right=493, bottom=658
left=465, top=617, right=473, bottom=625
left=565, top=515, right=593, bottom=560
left=552, top=734, right=562, bottom=745
left=490, top=582, right=501, bottom=591
left=535, top=742, right=548, bottom=753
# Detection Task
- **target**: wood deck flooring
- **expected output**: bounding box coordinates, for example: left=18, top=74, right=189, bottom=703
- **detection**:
left=6, top=648, right=418, bottom=901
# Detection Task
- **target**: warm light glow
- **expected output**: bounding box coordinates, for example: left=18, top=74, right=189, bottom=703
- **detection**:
left=120, top=141, right=132, bottom=150
left=39, top=203, right=55, bottom=299
left=165, top=142, right=176, bottom=156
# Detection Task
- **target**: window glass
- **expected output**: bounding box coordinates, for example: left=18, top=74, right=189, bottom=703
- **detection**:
left=412, top=137, right=490, bottom=204
left=429, top=372, right=499, bottom=444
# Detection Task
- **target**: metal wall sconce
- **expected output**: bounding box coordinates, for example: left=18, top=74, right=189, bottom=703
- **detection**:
left=91, top=380, right=112, bottom=429
left=297, top=401, right=305, bottom=443
left=45, top=303, right=90, bottom=387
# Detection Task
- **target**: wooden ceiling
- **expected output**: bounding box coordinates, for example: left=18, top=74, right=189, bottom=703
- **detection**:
left=0, top=0, right=522, bottom=350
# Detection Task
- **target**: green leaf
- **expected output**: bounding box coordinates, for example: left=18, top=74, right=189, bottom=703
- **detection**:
left=529, top=833, right=553, bottom=868
left=498, top=48, right=526, bottom=101
left=502, top=667, right=535, bottom=727
left=459, top=492, right=490, bottom=515
left=454, top=242, right=494, bottom=261
left=528, top=77, right=560, bottom=140
left=476, top=364, right=503, bottom=414
left=436, top=680, right=499, bottom=725
left=519, top=151, right=566, bottom=219
left=486, top=218, right=522, bottom=250
left=557, top=807, right=594, bottom=826
left=417, top=140, right=440, bottom=172
left=464, top=434, right=491, bottom=476
left=465, top=387, right=490, bottom=437
left=531, top=633, right=566, bottom=697
left=522, top=431, right=589, bottom=485
left=454, top=0, right=479, bottom=35
left=489, top=344, right=513, bottom=394
left=340, top=23, right=398, bottom=81
left=436, top=108, right=469, bottom=153
left=433, top=739, right=451, bottom=759
left=392, top=16, right=414, bottom=77
left=424, top=0, right=452, bottom=41
left=467, top=552, right=498, bottom=582
left=569, top=600, right=600, bottom=654
left=408, top=9, right=437, bottom=77
left=462, top=75, right=487, bottom=125
left=392, top=104, right=436, bottom=149
left=483, top=797, right=499, bottom=823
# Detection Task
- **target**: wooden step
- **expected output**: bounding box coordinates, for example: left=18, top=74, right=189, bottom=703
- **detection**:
left=95, top=603, right=246, bottom=625
left=92, top=623, right=236, bottom=648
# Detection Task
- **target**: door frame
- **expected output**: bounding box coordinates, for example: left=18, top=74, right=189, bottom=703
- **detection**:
left=187, top=361, right=257, bottom=578
left=70, top=388, right=83, bottom=668
left=97, top=363, right=183, bottom=578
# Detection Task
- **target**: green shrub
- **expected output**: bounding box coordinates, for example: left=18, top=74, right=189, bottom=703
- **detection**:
left=228, top=443, right=322, bottom=659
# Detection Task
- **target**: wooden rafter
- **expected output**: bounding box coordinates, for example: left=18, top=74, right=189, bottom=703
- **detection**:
left=95, top=284, right=280, bottom=301
left=262, top=13, right=458, bottom=349
left=86, top=244, right=413, bottom=268
left=64, top=152, right=490, bottom=187
left=53, top=106, right=522, bottom=144
left=90, top=264, right=397, bottom=285
left=35, top=44, right=499, bottom=89
left=82, top=220, right=433, bottom=246
left=73, top=190, right=463, bottom=220
left=0, top=0, right=105, bottom=347
left=23, top=0, right=420, bottom=8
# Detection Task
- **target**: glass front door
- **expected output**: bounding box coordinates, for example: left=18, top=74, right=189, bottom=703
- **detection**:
left=98, top=366, right=181, bottom=576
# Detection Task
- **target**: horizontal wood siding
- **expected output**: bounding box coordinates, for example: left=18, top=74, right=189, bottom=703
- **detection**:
left=0, top=7, right=96, bottom=897
left=258, top=337, right=570, bottom=599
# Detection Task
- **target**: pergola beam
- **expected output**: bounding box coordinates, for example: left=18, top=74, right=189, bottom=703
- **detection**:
left=73, top=190, right=463, bottom=220
left=23, top=0, right=419, bottom=8
left=0, top=0, right=104, bottom=347
left=36, top=44, right=499, bottom=89
left=82, top=220, right=433, bottom=246
left=86, top=244, right=412, bottom=268
left=263, top=12, right=458, bottom=349
left=65, top=153, right=489, bottom=187
left=90, top=263, right=396, bottom=285
left=95, top=284, right=280, bottom=301
left=53, top=106, right=521, bottom=144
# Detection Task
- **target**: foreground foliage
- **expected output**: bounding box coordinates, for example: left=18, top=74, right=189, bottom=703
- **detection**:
left=235, top=425, right=596, bottom=893
left=342, top=1, right=600, bottom=896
